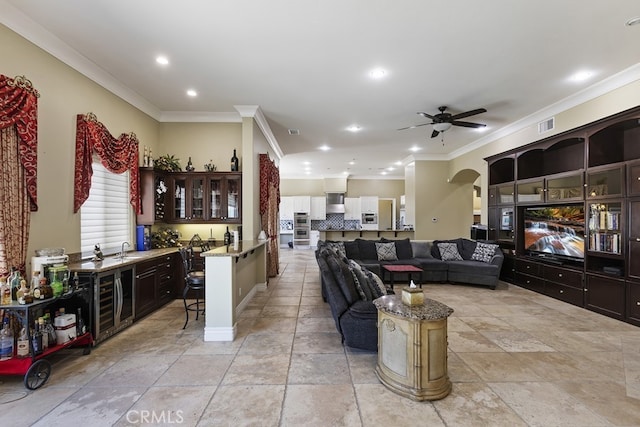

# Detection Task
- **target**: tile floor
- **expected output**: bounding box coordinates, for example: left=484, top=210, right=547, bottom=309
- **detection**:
left=1, top=248, right=640, bottom=426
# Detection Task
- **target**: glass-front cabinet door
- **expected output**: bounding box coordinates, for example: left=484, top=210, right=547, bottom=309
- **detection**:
left=208, top=174, right=242, bottom=222
left=587, top=201, right=623, bottom=254
left=546, top=173, right=583, bottom=202
left=172, top=176, right=187, bottom=221
left=226, top=176, right=241, bottom=221
left=190, top=177, right=205, bottom=220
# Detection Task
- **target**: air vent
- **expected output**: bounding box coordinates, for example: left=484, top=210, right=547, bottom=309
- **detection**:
left=538, top=117, right=555, bottom=134
left=288, top=129, right=300, bottom=135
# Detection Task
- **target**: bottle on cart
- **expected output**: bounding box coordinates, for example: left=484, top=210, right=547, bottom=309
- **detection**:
left=62, top=272, right=69, bottom=294
left=31, top=319, right=43, bottom=356
left=39, top=317, right=48, bottom=350
left=224, top=226, right=231, bottom=245
left=8, top=267, right=20, bottom=301
left=71, top=272, right=79, bottom=291
left=230, top=149, right=239, bottom=171
left=44, top=313, right=56, bottom=346
left=76, top=308, right=86, bottom=336
left=0, top=276, right=10, bottom=305
left=16, top=327, right=29, bottom=358
left=0, top=316, right=14, bottom=361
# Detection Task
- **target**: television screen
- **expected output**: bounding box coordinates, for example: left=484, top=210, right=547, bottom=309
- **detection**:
left=523, top=205, right=585, bottom=259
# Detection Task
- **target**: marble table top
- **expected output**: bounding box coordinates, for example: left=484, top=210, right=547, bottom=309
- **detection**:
left=374, top=294, right=454, bottom=321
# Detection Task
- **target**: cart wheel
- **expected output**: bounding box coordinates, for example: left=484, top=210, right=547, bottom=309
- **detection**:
left=83, top=346, right=91, bottom=355
left=24, top=359, right=52, bottom=390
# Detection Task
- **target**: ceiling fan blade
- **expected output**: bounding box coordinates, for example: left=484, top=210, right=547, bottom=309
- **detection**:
left=451, top=120, right=486, bottom=129
left=450, top=108, right=487, bottom=120
left=431, top=129, right=440, bottom=138
left=417, top=112, right=436, bottom=120
left=397, top=123, right=432, bottom=131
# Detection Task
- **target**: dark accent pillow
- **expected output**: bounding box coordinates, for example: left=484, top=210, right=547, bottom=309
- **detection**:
left=356, top=238, right=379, bottom=260
left=381, top=238, right=413, bottom=259
left=411, top=241, right=432, bottom=258
left=459, top=239, right=478, bottom=260
left=343, top=241, right=361, bottom=259
left=375, top=242, right=398, bottom=261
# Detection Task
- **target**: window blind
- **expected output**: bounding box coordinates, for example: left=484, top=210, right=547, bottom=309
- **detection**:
left=80, top=162, right=131, bottom=255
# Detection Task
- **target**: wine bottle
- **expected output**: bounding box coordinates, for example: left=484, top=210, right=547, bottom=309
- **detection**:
left=0, top=316, right=13, bottom=361
left=31, top=319, right=43, bottom=356
left=224, top=226, right=231, bottom=245
left=231, top=149, right=239, bottom=171
left=76, top=308, right=86, bottom=336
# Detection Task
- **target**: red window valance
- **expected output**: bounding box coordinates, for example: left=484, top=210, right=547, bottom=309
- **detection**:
left=74, top=113, right=140, bottom=214
left=0, top=75, right=39, bottom=211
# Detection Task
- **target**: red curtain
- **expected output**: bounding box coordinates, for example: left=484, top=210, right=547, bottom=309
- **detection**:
left=259, top=153, right=280, bottom=278
left=74, top=113, right=140, bottom=214
left=0, top=75, right=39, bottom=211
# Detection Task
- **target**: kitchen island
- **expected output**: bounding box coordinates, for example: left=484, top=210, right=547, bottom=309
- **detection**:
left=319, top=229, right=414, bottom=241
left=201, top=240, right=268, bottom=341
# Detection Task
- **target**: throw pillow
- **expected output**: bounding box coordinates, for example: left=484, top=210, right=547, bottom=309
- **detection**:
left=411, top=241, right=432, bottom=258
left=356, top=239, right=379, bottom=260
left=325, top=241, right=346, bottom=258
left=471, top=242, right=499, bottom=263
left=343, top=241, right=361, bottom=259
left=437, top=242, right=463, bottom=261
left=348, top=259, right=374, bottom=301
left=363, top=268, right=387, bottom=297
left=375, top=242, right=398, bottom=261
left=381, top=238, right=413, bottom=259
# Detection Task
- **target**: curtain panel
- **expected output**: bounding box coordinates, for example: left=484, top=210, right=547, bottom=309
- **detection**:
left=0, top=75, right=39, bottom=211
left=74, top=113, right=140, bottom=214
left=259, top=153, right=280, bottom=278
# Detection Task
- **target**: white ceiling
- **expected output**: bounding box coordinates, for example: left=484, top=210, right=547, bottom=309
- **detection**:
left=2, top=1, right=640, bottom=179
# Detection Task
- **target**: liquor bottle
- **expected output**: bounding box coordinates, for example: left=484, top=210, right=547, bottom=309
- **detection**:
left=71, top=272, right=79, bottom=292
left=76, top=308, right=86, bottom=336
left=0, top=316, right=13, bottom=361
left=62, top=272, right=69, bottom=294
left=230, top=149, right=239, bottom=171
left=186, top=157, right=195, bottom=172
left=0, top=277, right=10, bottom=305
left=16, top=327, right=29, bottom=358
left=224, top=226, right=231, bottom=245
left=8, top=267, right=19, bottom=301
left=39, top=317, right=48, bottom=350
left=44, top=313, right=56, bottom=346
left=31, top=319, right=43, bottom=356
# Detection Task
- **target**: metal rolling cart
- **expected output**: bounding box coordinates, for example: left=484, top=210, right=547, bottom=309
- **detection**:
left=0, top=280, right=93, bottom=390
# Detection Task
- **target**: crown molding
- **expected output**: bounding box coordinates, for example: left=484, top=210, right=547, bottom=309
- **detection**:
left=449, top=63, right=640, bottom=160
left=234, top=105, right=284, bottom=160
left=158, top=111, right=241, bottom=123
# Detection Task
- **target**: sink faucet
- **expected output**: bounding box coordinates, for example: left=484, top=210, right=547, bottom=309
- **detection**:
left=120, top=241, right=130, bottom=259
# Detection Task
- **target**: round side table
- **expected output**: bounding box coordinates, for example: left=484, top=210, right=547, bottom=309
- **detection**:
left=373, top=294, right=454, bottom=401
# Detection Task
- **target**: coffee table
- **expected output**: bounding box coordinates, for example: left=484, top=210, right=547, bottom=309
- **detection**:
left=381, top=264, right=423, bottom=289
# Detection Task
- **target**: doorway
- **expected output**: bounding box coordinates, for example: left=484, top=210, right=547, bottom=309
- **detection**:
left=378, top=199, right=394, bottom=230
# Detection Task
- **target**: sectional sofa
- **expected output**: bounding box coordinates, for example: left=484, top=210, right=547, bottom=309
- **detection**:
left=315, top=237, right=504, bottom=351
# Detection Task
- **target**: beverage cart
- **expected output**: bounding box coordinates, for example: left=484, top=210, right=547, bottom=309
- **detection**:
left=0, top=280, right=92, bottom=390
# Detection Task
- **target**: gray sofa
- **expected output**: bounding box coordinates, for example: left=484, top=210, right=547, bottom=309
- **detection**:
left=321, top=237, right=504, bottom=290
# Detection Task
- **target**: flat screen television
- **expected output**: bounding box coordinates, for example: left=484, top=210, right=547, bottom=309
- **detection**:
left=523, top=205, right=585, bottom=261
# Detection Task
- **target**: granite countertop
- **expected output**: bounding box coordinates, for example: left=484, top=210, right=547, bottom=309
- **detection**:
left=68, top=247, right=179, bottom=273
left=374, top=294, right=454, bottom=320
left=201, top=239, right=267, bottom=258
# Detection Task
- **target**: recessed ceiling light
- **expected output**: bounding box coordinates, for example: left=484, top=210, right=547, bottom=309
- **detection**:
left=410, top=146, right=421, bottom=152
left=319, top=145, right=331, bottom=151
left=381, top=171, right=388, bottom=175
left=387, top=167, right=395, bottom=171
left=348, top=160, right=355, bottom=165
left=346, top=125, right=361, bottom=132
left=369, top=68, right=387, bottom=79
left=156, top=56, right=169, bottom=65
left=395, top=161, right=402, bottom=166
left=626, top=17, right=640, bottom=26
left=569, top=70, right=593, bottom=82
left=186, top=89, right=197, bottom=97
left=343, top=171, right=349, bottom=175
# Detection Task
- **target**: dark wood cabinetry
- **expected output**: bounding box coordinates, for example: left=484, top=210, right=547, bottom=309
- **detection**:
left=487, top=105, right=640, bottom=328
left=166, top=172, right=241, bottom=223
left=134, top=253, right=177, bottom=321
left=137, top=168, right=166, bottom=225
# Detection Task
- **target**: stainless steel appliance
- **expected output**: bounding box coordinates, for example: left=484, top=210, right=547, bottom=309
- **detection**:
left=326, top=192, right=345, bottom=214
left=362, top=213, right=378, bottom=224
left=81, top=266, right=135, bottom=344
left=293, top=212, right=310, bottom=248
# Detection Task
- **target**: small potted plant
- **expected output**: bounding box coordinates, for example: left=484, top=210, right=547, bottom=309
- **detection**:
left=154, top=154, right=182, bottom=172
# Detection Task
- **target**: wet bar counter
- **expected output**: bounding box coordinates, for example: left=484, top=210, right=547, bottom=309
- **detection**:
left=201, top=240, right=268, bottom=341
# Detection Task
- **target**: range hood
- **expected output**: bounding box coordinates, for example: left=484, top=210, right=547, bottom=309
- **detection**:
left=326, top=192, right=345, bottom=214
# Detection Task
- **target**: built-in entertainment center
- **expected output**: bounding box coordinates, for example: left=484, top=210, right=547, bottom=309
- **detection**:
left=486, top=105, right=640, bottom=327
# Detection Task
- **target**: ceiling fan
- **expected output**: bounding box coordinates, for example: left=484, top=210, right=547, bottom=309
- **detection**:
left=399, top=106, right=487, bottom=138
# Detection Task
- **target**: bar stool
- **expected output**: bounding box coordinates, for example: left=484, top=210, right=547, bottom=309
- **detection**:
left=179, top=246, right=206, bottom=329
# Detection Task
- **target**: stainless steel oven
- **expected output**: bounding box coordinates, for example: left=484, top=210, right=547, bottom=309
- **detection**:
left=294, top=212, right=310, bottom=227
left=294, top=228, right=310, bottom=239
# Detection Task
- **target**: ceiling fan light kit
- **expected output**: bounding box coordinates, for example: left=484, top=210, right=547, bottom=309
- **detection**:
left=400, top=105, right=487, bottom=138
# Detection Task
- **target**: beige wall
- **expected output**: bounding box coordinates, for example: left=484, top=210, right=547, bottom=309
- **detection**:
left=1, top=24, right=158, bottom=266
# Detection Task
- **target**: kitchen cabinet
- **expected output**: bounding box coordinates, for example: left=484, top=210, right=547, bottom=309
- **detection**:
left=135, top=254, right=177, bottom=320
left=280, top=196, right=294, bottom=220
left=344, top=197, right=361, bottom=220
left=293, top=196, right=311, bottom=213
left=360, top=196, right=379, bottom=214
left=166, top=172, right=241, bottom=224
left=135, top=259, right=157, bottom=320
left=137, top=168, right=166, bottom=225
left=310, top=196, right=326, bottom=220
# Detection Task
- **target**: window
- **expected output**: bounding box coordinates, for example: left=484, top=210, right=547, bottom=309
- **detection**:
left=80, top=162, right=131, bottom=256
